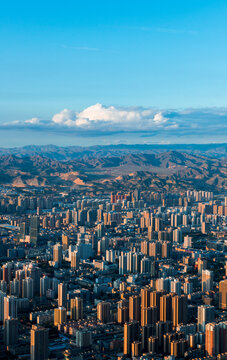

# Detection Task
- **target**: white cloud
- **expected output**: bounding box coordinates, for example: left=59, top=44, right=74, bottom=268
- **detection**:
left=51, top=103, right=171, bottom=130
left=48, top=103, right=227, bottom=139
left=1, top=104, right=227, bottom=142
left=52, top=109, right=77, bottom=125
left=25, top=117, right=40, bottom=124
left=153, top=112, right=168, bottom=124
left=77, top=103, right=141, bottom=123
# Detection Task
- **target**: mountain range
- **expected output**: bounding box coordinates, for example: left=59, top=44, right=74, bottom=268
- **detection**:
left=0, top=143, right=227, bottom=160
left=0, top=144, right=226, bottom=192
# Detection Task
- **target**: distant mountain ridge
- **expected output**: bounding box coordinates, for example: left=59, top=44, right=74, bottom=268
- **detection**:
left=0, top=148, right=226, bottom=192
left=0, top=143, right=227, bottom=160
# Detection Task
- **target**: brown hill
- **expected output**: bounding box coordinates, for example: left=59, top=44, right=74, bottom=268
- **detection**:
left=0, top=151, right=226, bottom=192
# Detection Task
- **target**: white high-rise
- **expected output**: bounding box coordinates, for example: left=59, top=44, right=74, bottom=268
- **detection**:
left=198, top=305, right=215, bottom=332
left=202, top=270, right=213, bottom=292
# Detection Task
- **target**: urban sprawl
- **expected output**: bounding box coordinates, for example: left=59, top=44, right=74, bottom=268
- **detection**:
left=0, top=188, right=227, bottom=360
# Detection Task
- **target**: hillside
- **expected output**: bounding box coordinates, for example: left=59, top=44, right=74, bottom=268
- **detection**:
left=0, top=150, right=226, bottom=192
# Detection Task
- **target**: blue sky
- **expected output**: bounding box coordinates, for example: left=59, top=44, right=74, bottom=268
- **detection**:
left=0, top=0, right=227, bottom=146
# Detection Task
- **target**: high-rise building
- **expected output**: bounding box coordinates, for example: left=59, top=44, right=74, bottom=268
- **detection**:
left=4, top=317, right=18, bottom=347
left=141, top=325, right=153, bottom=352
left=0, top=280, right=7, bottom=293
left=30, top=325, right=49, bottom=360
left=65, top=210, right=72, bottom=225
left=97, top=223, right=105, bottom=238
left=40, top=276, right=50, bottom=297
left=2, top=263, right=11, bottom=283
left=71, top=250, right=79, bottom=269
left=30, top=216, right=39, bottom=245
left=172, top=295, right=187, bottom=327
left=119, top=254, right=127, bottom=275
left=219, top=279, right=227, bottom=309
left=129, top=295, right=141, bottom=322
left=141, top=307, right=152, bottom=327
left=53, top=243, right=62, bottom=266
left=141, top=241, right=149, bottom=256
left=54, top=307, right=67, bottom=326
left=15, top=269, right=25, bottom=297
left=150, top=291, right=162, bottom=317
left=201, top=221, right=210, bottom=234
left=70, top=297, right=83, bottom=320
left=131, top=341, right=142, bottom=357
left=0, top=291, right=5, bottom=322
left=197, top=258, right=207, bottom=275
left=22, top=277, right=34, bottom=299
left=171, top=280, right=181, bottom=296
left=149, top=241, right=162, bottom=259
left=182, top=214, right=189, bottom=226
left=97, top=301, right=111, bottom=323
left=4, top=296, right=17, bottom=322
left=160, top=294, right=172, bottom=322
left=170, top=339, right=187, bottom=358
left=149, top=336, right=159, bottom=354
left=173, top=229, right=182, bottom=244
left=76, top=329, right=92, bottom=348
left=171, top=214, right=182, bottom=228
left=162, top=241, right=172, bottom=258
left=155, top=217, right=163, bottom=232
left=141, top=306, right=158, bottom=327
left=205, top=322, right=227, bottom=356
left=184, top=280, right=193, bottom=295
left=141, top=288, right=151, bottom=308
left=24, top=263, right=41, bottom=295
left=58, top=283, right=67, bottom=308
left=156, top=278, right=171, bottom=292
left=62, top=234, right=69, bottom=250
left=148, top=226, right=154, bottom=241
left=156, top=320, right=172, bottom=350
left=105, top=249, right=116, bottom=263
left=127, top=252, right=133, bottom=273
left=197, top=305, right=215, bottom=332
left=183, top=235, right=192, bottom=248
left=202, top=270, right=213, bottom=292
left=117, top=306, right=129, bottom=324
left=10, top=279, right=20, bottom=297
left=19, top=221, right=29, bottom=241
left=141, top=258, right=153, bottom=274
left=124, top=321, right=139, bottom=356
left=75, top=242, right=93, bottom=260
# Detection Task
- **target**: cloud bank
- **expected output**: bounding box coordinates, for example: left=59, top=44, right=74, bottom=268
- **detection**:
left=1, top=104, right=227, bottom=141
left=52, top=104, right=171, bottom=130
left=51, top=104, right=227, bottom=138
